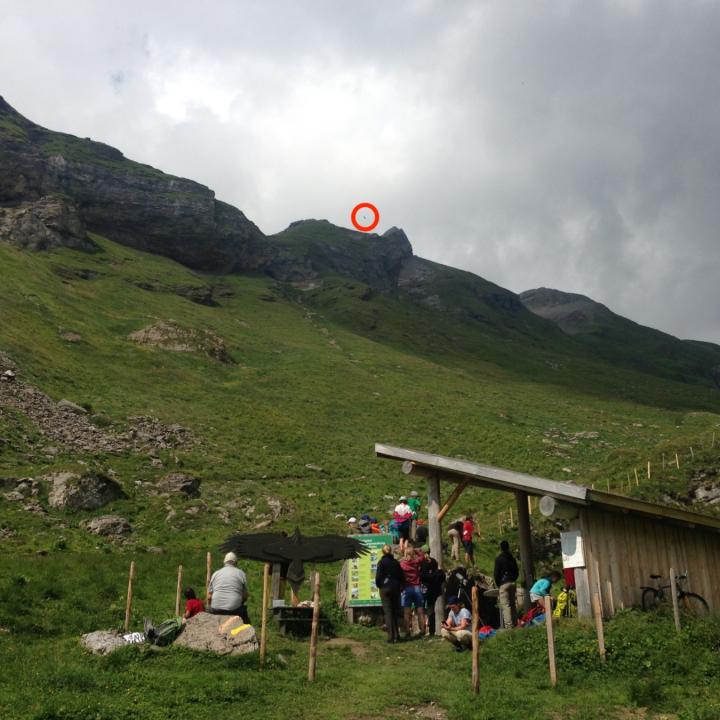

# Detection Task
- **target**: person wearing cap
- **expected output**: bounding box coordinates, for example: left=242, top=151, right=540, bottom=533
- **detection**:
left=393, top=496, right=413, bottom=552
left=441, top=596, right=472, bottom=651
left=208, top=552, right=250, bottom=623
left=347, top=517, right=358, bottom=535
left=407, top=490, right=421, bottom=541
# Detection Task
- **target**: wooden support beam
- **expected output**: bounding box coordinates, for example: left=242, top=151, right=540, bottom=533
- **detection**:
left=427, top=472, right=444, bottom=635
left=515, top=490, right=534, bottom=612
left=437, top=480, right=469, bottom=522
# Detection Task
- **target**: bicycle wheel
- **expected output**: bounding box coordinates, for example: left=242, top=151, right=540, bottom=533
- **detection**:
left=642, top=588, right=660, bottom=611
left=681, top=592, right=709, bottom=617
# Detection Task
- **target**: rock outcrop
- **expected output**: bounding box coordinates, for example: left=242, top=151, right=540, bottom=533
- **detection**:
left=80, top=630, right=127, bottom=655
left=0, top=96, right=268, bottom=273
left=47, top=471, right=125, bottom=511
left=173, top=613, right=258, bottom=656
left=0, top=194, right=92, bottom=250
left=128, top=321, right=231, bottom=363
left=82, top=514, right=132, bottom=536
left=154, top=472, right=201, bottom=499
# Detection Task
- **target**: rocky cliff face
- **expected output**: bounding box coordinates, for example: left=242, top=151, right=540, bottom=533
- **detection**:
left=519, top=287, right=614, bottom=335
left=0, top=97, right=268, bottom=272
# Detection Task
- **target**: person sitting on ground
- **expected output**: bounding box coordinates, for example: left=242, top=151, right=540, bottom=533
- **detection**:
left=493, top=541, right=519, bottom=630
left=529, top=571, right=562, bottom=609
left=400, top=547, right=426, bottom=638
left=183, top=587, right=205, bottom=620
left=375, top=544, right=404, bottom=643
left=393, top=496, right=413, bottom=552
left=441, top=595, right=472, bottom=652
left=208, top=552, right=250, bottom=623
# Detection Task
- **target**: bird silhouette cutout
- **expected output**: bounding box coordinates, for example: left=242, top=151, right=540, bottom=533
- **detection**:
left=221, top=527, right=369, bottom=584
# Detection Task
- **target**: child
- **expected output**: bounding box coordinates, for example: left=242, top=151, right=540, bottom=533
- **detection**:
left=183, top=587, right=205, bottom=619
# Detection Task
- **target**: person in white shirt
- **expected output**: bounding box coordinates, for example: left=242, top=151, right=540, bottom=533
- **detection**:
left=208, top=552, right=250, bottom=623
left=393, top=496, right=413, bottom=552
left=441, top=595, right=472, bottom=652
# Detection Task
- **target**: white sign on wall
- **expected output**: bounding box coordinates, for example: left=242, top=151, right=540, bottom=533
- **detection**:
left=560, top=530, right=585, bottom=568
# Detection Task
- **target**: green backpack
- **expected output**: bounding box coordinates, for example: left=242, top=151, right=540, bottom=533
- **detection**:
left=147, top=617, right=183, bottom=646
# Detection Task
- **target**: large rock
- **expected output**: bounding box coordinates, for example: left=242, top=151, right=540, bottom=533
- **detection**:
left=47, top=471, right=126, bottom=511
left=82, top=514, right=131, bottom=536
left=173, top=613, right=259, bottom=656
left=155, top=472, right=201, bottom=498
left=80, top=630, right=127, bottom=655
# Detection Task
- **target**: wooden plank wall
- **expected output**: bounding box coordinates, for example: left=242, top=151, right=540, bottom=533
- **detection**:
left=579, top=508, right=720, bottom=615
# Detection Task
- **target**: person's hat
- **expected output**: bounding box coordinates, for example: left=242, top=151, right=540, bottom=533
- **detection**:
left=410, top=490, right=419, bottom=497
left=360, top=514, right=371, bottom=521
left=223, top=551, right=237, bottom=564
left=422, top=545, right=430, bottom=553
left=347, top=517, right=357, bottom=523
left=399, top=495, right=407, bottom=501
left=446, top=595, right=460, bottom=606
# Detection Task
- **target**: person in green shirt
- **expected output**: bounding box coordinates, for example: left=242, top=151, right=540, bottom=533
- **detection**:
left=408, top=490, right=421, bottom=541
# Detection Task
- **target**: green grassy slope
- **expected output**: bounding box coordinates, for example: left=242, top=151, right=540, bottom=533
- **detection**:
left=1, top=237, right=720, bottom=720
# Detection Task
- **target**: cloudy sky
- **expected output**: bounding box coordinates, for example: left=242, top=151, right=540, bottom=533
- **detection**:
left=1, top=1, right=719, bottom=342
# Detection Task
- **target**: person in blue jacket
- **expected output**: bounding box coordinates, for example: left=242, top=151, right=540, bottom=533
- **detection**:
left=529, top=571, right=562, bottom=609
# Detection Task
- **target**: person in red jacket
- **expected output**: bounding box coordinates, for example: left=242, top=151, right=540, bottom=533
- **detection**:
left=400, top=547, right=426, bottom=638
left=183, top=587, right=205, bottom=619
left=462, top=515, right=479, bottom=567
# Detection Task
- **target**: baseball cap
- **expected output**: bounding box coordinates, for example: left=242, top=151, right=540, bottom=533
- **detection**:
left=446, top=595, right=460, bottom=605
left=223, top=552, right=237, bottom=564
left=399, top=495, right=407, bottom=501
left=347, top=517, right=357, bottom=523
left=410, top=490, right=419, bottom=497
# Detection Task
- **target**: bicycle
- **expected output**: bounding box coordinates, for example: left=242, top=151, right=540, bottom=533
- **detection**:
left=640, top=572, right=709, bottom=615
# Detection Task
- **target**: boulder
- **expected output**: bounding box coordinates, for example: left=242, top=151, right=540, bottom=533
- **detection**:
left=80, top=630, right=126, bottom=655
left=173, top=613, right=258, bottom=656
left=155, top=472, right=201, bottom=499
left=47, top=472, right=126, bottom=511
left=82, top=514, right=131, bottom=536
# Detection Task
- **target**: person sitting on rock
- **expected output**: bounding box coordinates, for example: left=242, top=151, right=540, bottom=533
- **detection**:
left=208, top=552, right=250, bottom=623
left=183, top=587, right=205, bottom=620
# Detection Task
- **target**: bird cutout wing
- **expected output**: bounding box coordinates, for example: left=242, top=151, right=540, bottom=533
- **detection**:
left=220, top=529, right=370, bottom=584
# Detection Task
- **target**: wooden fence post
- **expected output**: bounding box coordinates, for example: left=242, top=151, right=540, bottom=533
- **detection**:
left=308, top=571, right=321, bottom=681
left=260, top=562, right=271, bottom=666
left=471, top=586, right=480, bottom=695
left=206, top=551, right=212, bottom=603
left=675, top=452, right=680, bottom=469
left=592, top=592, right=606, bottom=662
left=124, top=560, right=136, bottom=631
left=662, top=453, right=666, bottom=469
left=175, top=564, right=183, bottom=616
left=669, top=567, right=681, bottom=633
left=544, top=596, right=557, bottom=687
left=690, top=446, right=694, bottom=459
left=646, top=461, right=650, bottom=481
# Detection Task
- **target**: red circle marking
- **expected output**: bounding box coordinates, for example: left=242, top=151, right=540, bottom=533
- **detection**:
left=351, top=202, right=380, bottom=232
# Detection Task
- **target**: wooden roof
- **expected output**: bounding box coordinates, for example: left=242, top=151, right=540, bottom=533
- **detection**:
left=375, top=443, right=720, bottom=533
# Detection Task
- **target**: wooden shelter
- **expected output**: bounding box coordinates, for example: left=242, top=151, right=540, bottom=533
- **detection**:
left=376, top=444, right=720, bottom=622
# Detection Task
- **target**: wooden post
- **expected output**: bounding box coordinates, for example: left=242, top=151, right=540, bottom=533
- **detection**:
left=427, top=472, right=444, bottom=634
left=437, top=480, right=469, bottom=522
left=175, top=564, right=183, bottom=616
left=592, top=592, right=606, bottom=662
left=509, top=506, right=514, bottom=527
left=544, top=596, right=557, bottom=687
left=646, top=461, right=650, bottom=481
left=471, top=586, right=480, bottom=695
left=515, top=491, right=533, bottom=612
left=260, top=562, right=271, bottom=666
left=206, top=551, right=212, bottom=603
left=669, top=567, right=681, bottom=633
left=528, top=495, right=533, bottom=515
left=675, top=452, right=680, bottom=469
left=270, top=563, right=282, bottom=601
left=124, top=560, right=136, bottom=631
left=690, top=446, right=694, bottom=459
left=606, top=479, right=610, bottom=492
left=634, top=469, right=639, bottom=487
left=662, top=453, right=666, bottom=469
left=606, top=579, right=616, bottom=617
left=308, top=571, right=321, bottom=681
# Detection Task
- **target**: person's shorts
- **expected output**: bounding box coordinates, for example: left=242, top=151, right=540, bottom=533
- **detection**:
left=401, top=585, right=424, bottom=608
left=398, top=521, right=411, bottom=540
left=462, top=540, right=474, bottom=555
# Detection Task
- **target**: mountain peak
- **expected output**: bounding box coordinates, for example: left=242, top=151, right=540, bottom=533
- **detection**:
left=519, top=287, right=613, bottom=335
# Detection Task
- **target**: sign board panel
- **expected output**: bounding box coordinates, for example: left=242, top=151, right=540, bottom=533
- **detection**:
left=347, top=534, right=392, bottom=607
left=560, top=530, right=585, bottom=568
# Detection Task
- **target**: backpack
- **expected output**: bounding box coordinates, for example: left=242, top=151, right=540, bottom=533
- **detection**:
left=147, top=617, right=183, bottom=646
